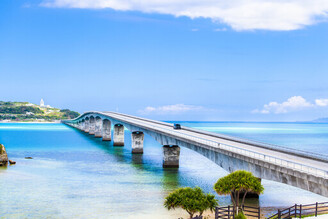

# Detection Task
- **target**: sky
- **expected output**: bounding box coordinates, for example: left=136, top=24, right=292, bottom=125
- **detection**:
left=1, top=0, right=328, bottom=121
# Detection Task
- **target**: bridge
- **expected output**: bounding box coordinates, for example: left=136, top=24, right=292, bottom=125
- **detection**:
left=62, top=111, right=328, bottom=197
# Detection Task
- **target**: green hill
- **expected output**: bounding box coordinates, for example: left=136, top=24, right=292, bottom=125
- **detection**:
left=0, top=101, right=80, bottom=122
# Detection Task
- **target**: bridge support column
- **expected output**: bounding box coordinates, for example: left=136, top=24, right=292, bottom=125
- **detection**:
left=94, top=117, right=102, bottom=138
left=131, top=131, right=144, bottom=154
left=81, top=121, right=85, bottom=131
left=89, top=117, right=95, bottom=135
left=163, top=145, right=180, bottom=168
left=84, top=119, right=89, bottom=133
left=113, top=124, right=124, bottom=146
left=102, top=120, right=111, bottom=141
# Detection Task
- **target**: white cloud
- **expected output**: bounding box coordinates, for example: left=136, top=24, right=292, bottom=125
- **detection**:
left=315, top=98, right=328, bottom=107
left=41, top=0, right=328, bottom=31
left=252, top=96, right=328, bottom=114
left=138, top=104, right=204, bottom=115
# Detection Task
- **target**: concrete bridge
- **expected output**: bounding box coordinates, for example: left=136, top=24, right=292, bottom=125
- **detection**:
left=63, top=111, right=328, bottom=197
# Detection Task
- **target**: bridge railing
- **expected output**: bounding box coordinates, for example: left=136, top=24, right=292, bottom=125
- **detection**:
left=100, top=112, right=328, bottom=179
left=104, top=111, right=328, bottom=163
left=65, top=112, right=328, bottom=179
left=147, top=123, right=328, bottom=179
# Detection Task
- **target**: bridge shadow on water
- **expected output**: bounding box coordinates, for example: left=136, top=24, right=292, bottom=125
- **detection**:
left=66, top=126, right=267, bottom=209
left=70, top=127, right=182, bottom=191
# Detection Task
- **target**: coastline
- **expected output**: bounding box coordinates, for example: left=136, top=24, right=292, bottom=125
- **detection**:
left=1, top=122, right=328, bottom=218
left=0, top=121, right=61, bottom=124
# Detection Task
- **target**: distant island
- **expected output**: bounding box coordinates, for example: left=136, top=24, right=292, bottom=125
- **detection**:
left=0, top=99, right=80, bottom=122
left=312, top=117, right=328, bottom=123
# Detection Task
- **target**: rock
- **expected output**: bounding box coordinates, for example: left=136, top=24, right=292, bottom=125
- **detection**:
left=9, top=160, right=16, bottom=165
left=25, top=157, right=33, bottom=159
left=0, top=144, right=8, bottom=166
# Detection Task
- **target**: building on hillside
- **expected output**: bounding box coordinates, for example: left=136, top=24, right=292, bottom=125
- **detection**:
left=40, top=99, right=45, bottom=107
left=40, top=99, right=52, bottom=108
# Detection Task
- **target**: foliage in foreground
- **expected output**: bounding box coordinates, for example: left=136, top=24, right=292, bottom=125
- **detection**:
left=164, top=187, right=218, bottom=219
left=213, top=170, right=264, bottom=214
left=235, top=211, right=247, bottom=219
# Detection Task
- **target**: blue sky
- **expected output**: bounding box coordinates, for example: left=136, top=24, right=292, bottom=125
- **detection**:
left=1, top=0, right=328, bottom=121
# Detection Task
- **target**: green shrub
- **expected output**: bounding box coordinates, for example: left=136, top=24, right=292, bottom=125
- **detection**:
left=235, top=211, right=247, bottom=219
left=60, top=109, right=80, bottom=119
left=164, top=187, right=218, bottom=219
left=0, top=106, right=43, bottom=114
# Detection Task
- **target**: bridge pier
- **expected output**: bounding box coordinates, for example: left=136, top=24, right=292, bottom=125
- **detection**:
left=113, top=124, right=124, bottom=146
left=89, top=116, right=95, bottom=135
left=84, top=118, right=90, bottom=133
left=94, top=117, right=102, bottom=138
left=63, top=112, right=328, bottom=198
left=102, top=119, right=111, bottom=141
left=163, top=145, right=180, bottom=168
left=81, top=120, right=85, bottom=131
left=131, top=131, right=144, bottom=154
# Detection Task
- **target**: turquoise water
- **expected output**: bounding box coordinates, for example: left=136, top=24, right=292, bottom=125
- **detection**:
left=179, top=122, right=328, bottom=155
left=0, top=122, right=328, bottom=218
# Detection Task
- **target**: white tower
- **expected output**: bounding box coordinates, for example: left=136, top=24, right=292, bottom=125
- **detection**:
left=40, top=99, right=45, bottom=107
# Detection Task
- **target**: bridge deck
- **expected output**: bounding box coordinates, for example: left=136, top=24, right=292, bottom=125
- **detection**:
left=102, top=112, right=328, bottom=173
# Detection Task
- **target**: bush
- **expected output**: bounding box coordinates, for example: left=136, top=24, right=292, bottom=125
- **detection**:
left=235, top=211, right=247, bottom=219
left=60, top=109, right=80, bottom=119
left=164, top=187, right=218, bottom=219
left=0, top=106, right=43, bottom=114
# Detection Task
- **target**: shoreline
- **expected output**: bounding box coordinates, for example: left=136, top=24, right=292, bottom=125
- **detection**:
left=0, top=121, right=61, bottom=124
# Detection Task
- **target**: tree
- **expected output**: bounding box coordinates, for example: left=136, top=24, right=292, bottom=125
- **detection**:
left=164, top=187, right=218, bottom=219
left=60, top=109, right=80, bottom=119
left=213, top=170, right=264, bottom=214
left=0, top=106, right=43, bottom=114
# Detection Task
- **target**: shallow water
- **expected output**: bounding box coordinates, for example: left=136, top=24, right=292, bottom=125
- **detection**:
left=0, top=122, right=327, bottom=218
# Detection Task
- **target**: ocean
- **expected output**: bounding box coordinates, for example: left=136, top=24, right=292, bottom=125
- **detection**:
left=0, top=122, right=328, bottom=218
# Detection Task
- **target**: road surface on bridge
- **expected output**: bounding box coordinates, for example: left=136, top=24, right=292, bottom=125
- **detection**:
left=100, top=111, right=328, bottom=175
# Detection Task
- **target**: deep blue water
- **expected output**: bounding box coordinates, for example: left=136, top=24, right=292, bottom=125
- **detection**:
left=0, top=122, right=327, bottom=218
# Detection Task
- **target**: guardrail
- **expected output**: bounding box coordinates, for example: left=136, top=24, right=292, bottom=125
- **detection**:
left=268, top=202, right=328, bottom=218
left=182, top=126, right=328, bottom=163
left=153, top=123, right=328, bottom=179
left=214, top=205, right=260, bottom=219
left=64, top=112, right=328, bottom=179
left=104, top=111, right=328, bottom=163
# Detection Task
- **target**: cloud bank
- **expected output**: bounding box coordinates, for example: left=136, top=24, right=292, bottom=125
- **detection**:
left=138, top=104, right=204, bottom=115
left=315, top=98, right=328, bottom=107
left=41, top=0, right=328, bottom=31
left=253, top=96, right=328, bottom=114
